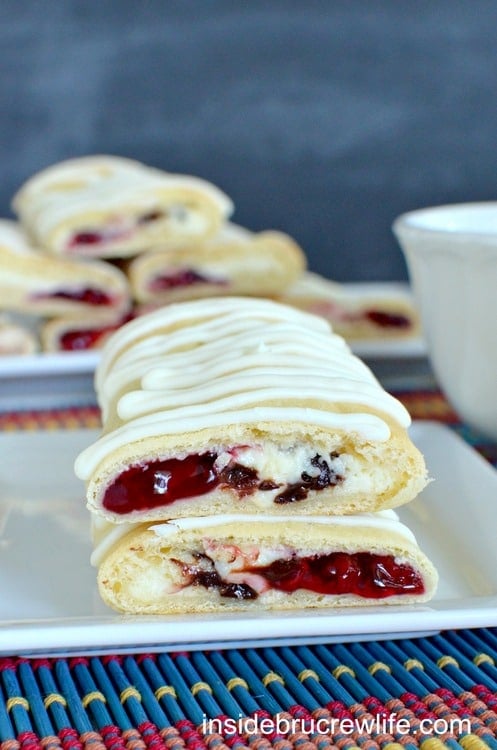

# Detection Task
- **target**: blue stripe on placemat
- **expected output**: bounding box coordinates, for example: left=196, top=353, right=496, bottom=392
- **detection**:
left=1, top=629, right=497, bottom=747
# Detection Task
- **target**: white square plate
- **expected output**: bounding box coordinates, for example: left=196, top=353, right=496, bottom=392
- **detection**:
left=0, top=421, right=495, bottom=656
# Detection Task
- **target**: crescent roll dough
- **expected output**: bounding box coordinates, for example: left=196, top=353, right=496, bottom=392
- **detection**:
left=12, top=155, right=234, bottom=258
left=0, top=220, right=130, bottom=316
left=277, top=272, right=420, bottom=340
left=75, top=297, right=428, bottom=523
left=125, top=223, right=306, bottom=304
left=92, top=512, right=438, bottom=614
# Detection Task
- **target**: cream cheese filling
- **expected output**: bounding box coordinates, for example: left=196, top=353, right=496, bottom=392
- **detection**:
left=91, top=509, right=416, bottom=569
left=93, top=511, right=420, bottom=604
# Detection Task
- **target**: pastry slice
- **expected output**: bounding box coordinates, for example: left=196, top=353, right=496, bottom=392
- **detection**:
left=74, top=297, right=428, bottom=523
left=278, top=272, right=420, bottom=340
left=0, top=314, right=38, bottom=355
left=125, top=223, right=306, bottom=304
left=0, top=220, right=130, bottom=316
left=12, top=155, right=234, bottom=258
left=41, top=310, right=132, bottom=352
left=91, top=512, right=438, bottom=614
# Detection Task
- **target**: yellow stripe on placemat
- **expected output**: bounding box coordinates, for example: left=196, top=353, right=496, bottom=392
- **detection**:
left=459, top=735, right=495, bottom=750
left=191, top=681, right=213, bottom=696
left=226, top=677, right=249, bottom=692
left=262, top=671, right=285, bottom=687
left=6, top=696, right=29, bottom=712
left=298, top=669, right=320, bottom=683
left=0, top=406, right=101, bottom=432
left=120, top=687, right=142, bottom=704
left=333, top=665, right=355, bottom=679
left=155, top=685, right=177, bottom=700
left=436, top=655, right=459, bottom=670
left=473, top=652, right=495, bottom=667
left=368, top=661, right=392, bottom=676
left=81, top=691, right=106, bottom=708
left=44, top=692, right=68, bottom=709
left=404, top=658, right=425, bottom=671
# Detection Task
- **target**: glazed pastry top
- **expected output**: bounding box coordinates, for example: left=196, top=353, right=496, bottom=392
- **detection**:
left=75, top=297, right=411, bottom=480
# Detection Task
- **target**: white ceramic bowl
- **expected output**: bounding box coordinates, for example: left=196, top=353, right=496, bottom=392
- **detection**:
left=393, top=203, right=497, bottom=441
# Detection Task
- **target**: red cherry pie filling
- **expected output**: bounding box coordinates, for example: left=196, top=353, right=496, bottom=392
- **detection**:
left=102, top=449, right=345, bottom=514
left=149, top=269, right=227, bottom=292
left=180, top=550, right=424, bottom=600
left=58, top=314, right=132, bottom=351
left=60, top=324, right=120, bottom=351
left=33, top=288, right=113, bottom=306
left=365, top=309, right=411, bottom=329
left=309, top=300, right=411, bottom=331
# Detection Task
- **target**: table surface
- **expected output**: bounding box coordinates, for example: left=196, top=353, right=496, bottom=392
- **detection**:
left=1, top=359, right=496, bottom=747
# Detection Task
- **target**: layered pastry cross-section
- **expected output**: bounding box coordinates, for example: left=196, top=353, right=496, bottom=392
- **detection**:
left=125, top=223, right=306, bottom=304
left=75, top=297, right=428, bottom=523
left=40, top=310, right=131, bottom=352
left=12, top=155, right=234, bottom=258
left=0, top=219, right=130, bottom=316
left=91, top=511, right=438, bottom=614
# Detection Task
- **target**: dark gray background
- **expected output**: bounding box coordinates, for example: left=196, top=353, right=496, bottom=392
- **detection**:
left=2, top=0, right=497, bottom=281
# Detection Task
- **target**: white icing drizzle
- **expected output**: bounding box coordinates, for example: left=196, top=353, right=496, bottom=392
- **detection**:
left=90, top=510, right=417, bottom=568
left=75, top=297, right=411, bottom=481
left=96, top=296, right=332, bottom=391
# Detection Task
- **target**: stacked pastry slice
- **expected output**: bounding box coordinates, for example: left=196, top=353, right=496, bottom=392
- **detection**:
left=75, top=296, right=437, bottom=614
left=8, top=156, right=307, bottom=354
left=5, top=154, right=424, bottom=356
left=277, top=272, right=420, bottom=341
left=125, top=222, right=306, bottom=305
left=0, top=220, right=130, bottom=317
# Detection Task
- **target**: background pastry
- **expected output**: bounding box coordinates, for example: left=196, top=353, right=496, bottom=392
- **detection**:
left=125, top=223, right=306, bottom=304
left=278, top=272, right=420, bottom=340
left=0, top=219, right=130, bottom=316
left=12, top=155, right=234, bottom=258
left=91, top=512, right=438, bottom=614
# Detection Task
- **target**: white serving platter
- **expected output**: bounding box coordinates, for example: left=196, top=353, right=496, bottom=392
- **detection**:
left=0, top=421, right=495, bottom=656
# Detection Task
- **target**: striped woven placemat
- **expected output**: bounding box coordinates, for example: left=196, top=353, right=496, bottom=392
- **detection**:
left=1, top=628, right=497, bottom=747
